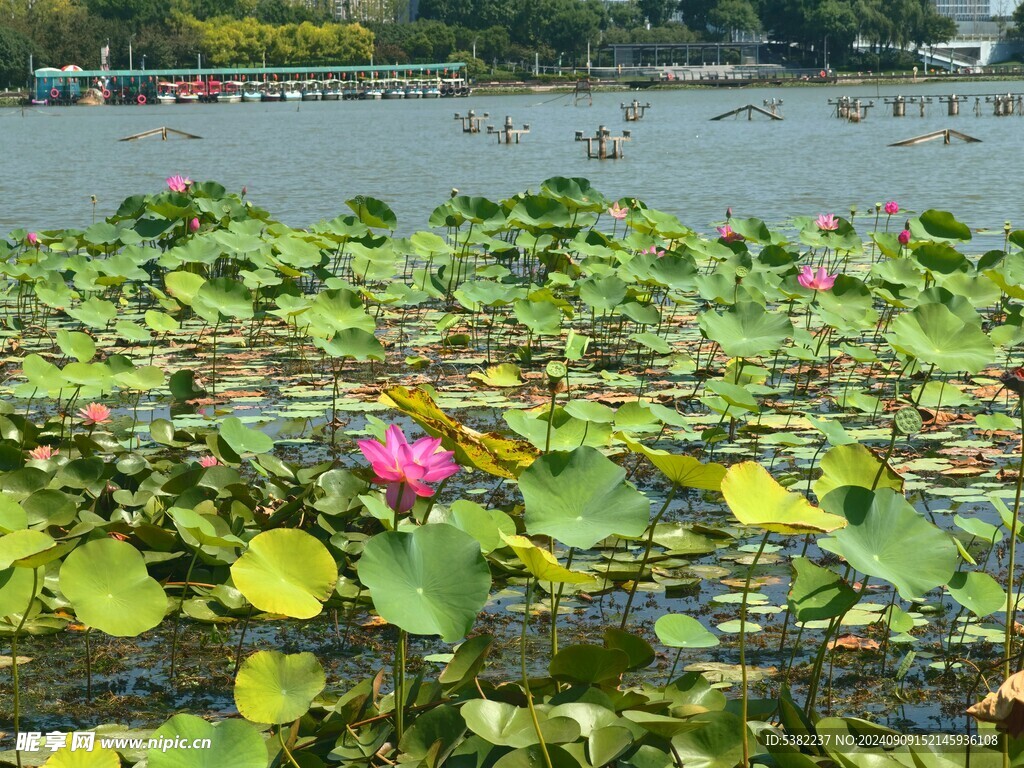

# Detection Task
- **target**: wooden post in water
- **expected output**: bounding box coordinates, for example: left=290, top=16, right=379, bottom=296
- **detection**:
left=621, top=99, right=651, bottom=121
left=575, top=125, right=630, bottom=159
left=454, top=109, right=489, bottom=133
left=487, top=115, right=530, bottom=144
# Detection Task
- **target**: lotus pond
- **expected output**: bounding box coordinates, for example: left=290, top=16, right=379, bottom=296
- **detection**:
left=3, top=178, right=1024, bottom=768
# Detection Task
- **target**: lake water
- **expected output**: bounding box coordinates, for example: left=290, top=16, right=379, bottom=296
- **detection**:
left=1, top=80, right=1021, bottom=236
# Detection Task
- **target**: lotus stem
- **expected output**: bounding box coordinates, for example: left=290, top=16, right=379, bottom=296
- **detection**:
left=1004, top=402, right=1024, bottom=683
left=393, top=628, right=407, bottom=743
left=169, top=548, right=200, bottom=686
left=549, top=547, right=575, bottom=658
left=233, top=604, right=254, bottom=677
left=872, top=423, right=899, bottom=490
left=278, top=726, right=302, bottom=768
left=620, top=484, right=678, bottom=631
left=12, top=569, right=38, bottom=768
left=85, top=627, right=92, bottom=702
left=521, top=579, right=554, bottom=768
left=739, top=531, right=770, bottom=768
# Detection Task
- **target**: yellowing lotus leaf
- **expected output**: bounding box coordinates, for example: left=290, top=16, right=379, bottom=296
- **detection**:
left=721, top=462, right=847, bottom=535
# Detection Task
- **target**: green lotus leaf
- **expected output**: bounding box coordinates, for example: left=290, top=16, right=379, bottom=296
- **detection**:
left=819, top=487, right=959, bottom=601
left=59, top=538, right=168, bottom=636
left=148, top=714, right=268, bottom=768
left=670, top=711, right=744, bottom=768
left=911, top=209, right=971, bottom=242
left=0, top=529, right=55, bottom=569
left=219, top=417, right=273, bottom=456
left=697, top=302, right=793, bottom=359
left=359, top=523, right=491, bottom=642
left=654, top=614, right=720, bottom=649
left=164, top=271, right=206, bottom=306
left=0, top=566, right=39, bottom=618
left=313, top=328, right=385, bottom=361
left=66, top=297, right=117, bottom=328
left=230, top=529, right=337, bottom=619
left=520, top=447, right=650, bottom=549
left=587, top=726, right=634, bottom=767
left=788, top=557, right=860, bottom=622
left=550, top=644, right=629, bottom=684
left=346, top=196, right=398, bottom=230
left=887, top=303, right=993, bottom=374
left=722, top=462, right=847, bottom=535
left=947, top=571, right=1005, bottom=617
left=812, top=443, right=903, bottom=501
left=234, top=650, right=325, bottom=724
left=55, top=330, right=96, bottom=362
left=462, top=700, right=579, bottom=749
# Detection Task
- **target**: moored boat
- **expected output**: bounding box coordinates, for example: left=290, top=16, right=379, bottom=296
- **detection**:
left=383, top=80, right=404, bottom=99
left=281, top=81, right=302, bottom=101
left=262, top=84, right=282, bottom=101
left=242, top=84, right=263, bottom=102
left=176, top=83, right=199, bottom=103
left=156, top=81, right=177, bottom=104
left=301, top=80, right=323, bottom=100
left=217, top=81, right=242, bottom=103
left=322, top=79, right=342, bottom=100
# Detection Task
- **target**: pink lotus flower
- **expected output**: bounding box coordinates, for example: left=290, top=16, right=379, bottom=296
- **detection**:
left=166, top=175, right=192, bottom=193
left=189, top=217, right=200, bottom=232
left=198, top=455, right=219, bottom=467
left=77, top=402, right=112, bottom=426
left=816, top=214, right=839, bottom=231
left=26, top=232, right=38, bottom=247
left=358, top=425, right=459, bottom=513
left=642, top=245, right=665, bottom=258
left=28, top=445, right=57, bottom=460
left=717, top=224, right=743, bottom=243
left=608, top=202, right=628, bottom=221
left=898, top=229, right=911, bottom=245
left=798, top=265, right=837, bottom=291
left=884, top=201, right=899, bottom=215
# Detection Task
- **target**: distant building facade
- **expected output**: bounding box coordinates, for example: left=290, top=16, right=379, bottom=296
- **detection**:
left=933, top=0, right=990, bottom=21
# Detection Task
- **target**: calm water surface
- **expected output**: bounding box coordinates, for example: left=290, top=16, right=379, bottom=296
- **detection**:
left=2, top=80, right=1022, bottom=235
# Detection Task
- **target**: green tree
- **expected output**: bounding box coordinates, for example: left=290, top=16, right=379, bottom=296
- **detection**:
left=0, top=26, right=35, bottom=87
left=709, top=0, right=759, bottom=39
left=638, top=0, right=679, bottom=26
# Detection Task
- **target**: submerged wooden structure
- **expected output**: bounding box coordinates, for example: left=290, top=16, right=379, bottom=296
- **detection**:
left=889, top=128, right=982, bottom=146
left=710, top=103, right=782, bottom=121
left=119, top=127, right=202, bottom=141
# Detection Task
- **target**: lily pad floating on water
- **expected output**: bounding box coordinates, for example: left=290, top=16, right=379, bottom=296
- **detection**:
left=234, top=650, right=326, bottom=724
left=230, top=529, right=337, bottom=619
left=59, top=538, right=168, bottom=637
